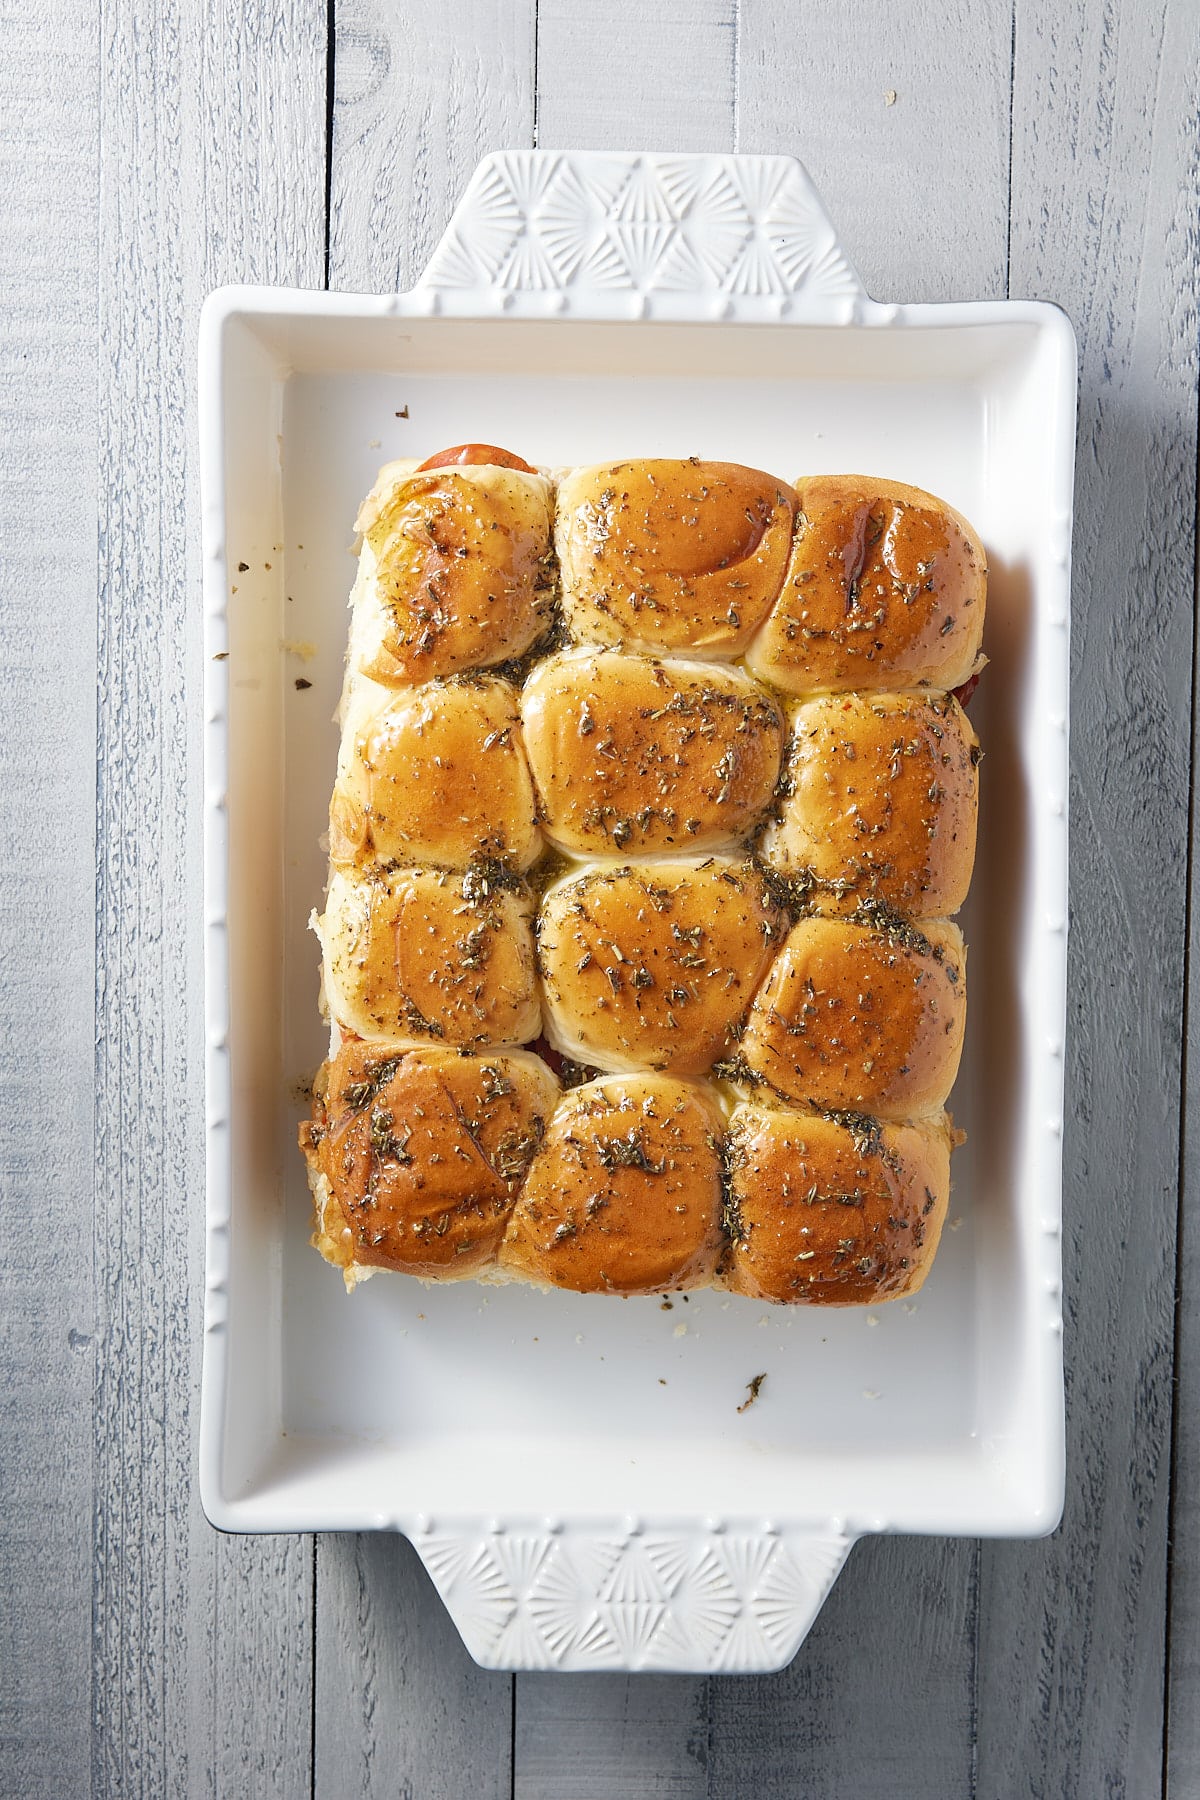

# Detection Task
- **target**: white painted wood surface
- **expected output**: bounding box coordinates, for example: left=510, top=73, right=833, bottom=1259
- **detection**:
left=2, top=0, right=1198, bottom=1794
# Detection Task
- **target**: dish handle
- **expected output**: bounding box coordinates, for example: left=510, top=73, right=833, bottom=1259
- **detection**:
left=414, top=150, right=870, bottom=324
left=412, top=1516, right=855, bottom=1673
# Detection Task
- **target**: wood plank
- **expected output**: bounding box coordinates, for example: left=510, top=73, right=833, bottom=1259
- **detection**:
left=535, top=0, right=737, bottom=152
left=1172, top=701, right=1200, bottom=1796
left=515, top=1675, right=709, bottom=1800
left=707, top=1539, right=977, bottom=1799
left=91, top=0, right=326, bottom=1793
left=0, top=4, right=99, bottom=1793
left=980, top=4, right=1200, bottom=1796
left=318, top=5, right=537, bottom=1790
left=735, top=0, right=1014, bottom=301
left=330, top=0, right=537, bottom=292
left=315, top=1535, right=514, bottom=1799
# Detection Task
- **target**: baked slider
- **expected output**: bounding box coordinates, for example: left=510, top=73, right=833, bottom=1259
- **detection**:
left=746, top=475, right=986, bottom=695
left=348, top=454, right=555, bottom=688
left=330, top=674, right=541, bottom=871
left=500, top=1074, right=725, bottom=1294
left=740, top=913, right=966, bottom=1118
left=721, top=1101, right=953, bottom=1305
left=555, top=460, right=795, bottom=656
left=301, top=1044, right=560, bottom=1284
left=759, top=692, right=979, bottom=916
left=318, top=865, right=540, bottom=1047
left=537, top=860, right=786, bottom=1076
left=521, top=648, right=784, bottom=857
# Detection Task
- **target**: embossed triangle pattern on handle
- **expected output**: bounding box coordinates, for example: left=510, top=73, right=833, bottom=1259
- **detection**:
left=416, top=150, right=869, bottom=323
left=412, top=1517, right=854, bottom=1672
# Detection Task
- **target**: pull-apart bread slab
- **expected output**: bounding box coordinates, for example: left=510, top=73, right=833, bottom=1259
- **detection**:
left=301, top=448, right=985, bottom=1305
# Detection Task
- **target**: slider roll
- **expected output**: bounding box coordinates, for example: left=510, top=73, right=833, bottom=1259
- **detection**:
left=537, top=860, right=785, bottom=1077
left=500, top=1075, right=725, bottom=1294
left=301, top=1045, right=560, bottom=1281
left=521, top=649, right=784, bottom=857
left=746, top=475, right=986, bottom=695
left=319, top=865, right=540, bottom=1048
left=722, top=1102, right=952, bottom=1305
left=741, top=914, right=966, bottom=1119
left=555, top=460, right=796, bottom=657
left=330, top=674, right=541, bottom=872
left=759, top=692, right=979, bottom=917
left=349, top=459, right=555, bottom=688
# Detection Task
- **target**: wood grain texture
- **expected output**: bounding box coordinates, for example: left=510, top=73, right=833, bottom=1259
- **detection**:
left=515, top=1675, right=708, bottom=1800
left=535, top=0, right=737, bottom=152
left=316, top=1535, right=514, bottom=1799
left=707, top=1538, right=977, bottom=1799
left=330, top=0, right=537, bottom=292
left=90, top=0, right=325, bottom=1793
left=978, top=3, right=1200, bottom=1796
left=1172, top=645, right=1200, bottom=1794
left=736, top=0, right=1014, bottom=299
left=0, top=5, right=99, bottom=1795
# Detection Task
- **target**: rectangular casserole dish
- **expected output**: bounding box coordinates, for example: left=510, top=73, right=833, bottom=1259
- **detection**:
left=198, top=151, right=1075, bottom=1673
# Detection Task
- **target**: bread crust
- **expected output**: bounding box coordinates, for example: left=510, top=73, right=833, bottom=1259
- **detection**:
left=741, top=913, right=966, bottom=1117
left=319, top=865, right=540, bottom=1048
left=300, top=1044, right=560, bottom=1279
left=721, top=1102, right=953, bottom=1305
left=348, top=462, right=554, bottom=687
left=521, top=648, right=784, bottom=857
left=499, top=1074, right=725, bottom=1294
left=746, top=474, right=986, bottom=695
left=330, top=674, right=541, bottom=871
left=759, top=692, right=979, bottom=916
left=537, top=859, right=786, bottom=1076
left=555, top=460, right=795, bottom=656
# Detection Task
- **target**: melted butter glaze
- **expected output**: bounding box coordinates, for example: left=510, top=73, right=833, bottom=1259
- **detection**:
left=500, top=1074, right=724, bottom=1294
left=556, top=460, right=796, bottom=655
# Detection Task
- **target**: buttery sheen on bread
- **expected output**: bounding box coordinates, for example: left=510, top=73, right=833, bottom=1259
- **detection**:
left=555, top=460, right=796, bottom=656
left=746, top=475, right=986, bottom=695
left=349, top=460, right=554, bottom=687
left=301, top=446, right=985, bottom=1306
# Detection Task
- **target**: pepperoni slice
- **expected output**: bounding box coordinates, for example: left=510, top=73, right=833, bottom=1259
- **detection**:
left=416, top=443, right=537, bottom=473
left=951, top=671, right=981, bottom=710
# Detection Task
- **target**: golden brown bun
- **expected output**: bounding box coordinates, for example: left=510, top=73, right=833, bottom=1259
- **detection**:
left=721, top=1102, right=952, bottom=1305
left=555, top=460, right=795, bottom=657
left=301, top=1044, right=560, bottom=1279
left=537, top=860, right=786, bottom=1076
left=740, top=913, right=966, bottom=1117
left=500, top=1074, right=724, bottom=1294
left=319, top=865, right=540, bottom=1047
left=760, top=692, right=979, bottom=916
left=348, top=461, right=554, bottom=687
left=520, top=649, right=784, bottom=857
left=745, top=475, right=986, bottom=694
left=330, top=675, right=540, bottom=871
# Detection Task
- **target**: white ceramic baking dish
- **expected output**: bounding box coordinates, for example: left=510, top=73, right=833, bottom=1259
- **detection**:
left=198, top=151, right=1075, bottom=1673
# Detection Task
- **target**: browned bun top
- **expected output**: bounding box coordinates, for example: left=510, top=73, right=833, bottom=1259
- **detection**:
left=722, top=1102, right=953, bottom=1305
left=330, top=675, right=541, bottom=872
left=555, top=460, right=796, bottom=656
left=746, top=475, right=986, bottom=695
left=301, top=1044, right=560, bottom=1277
left=741, top=913, right=966, bottom=1118
left=520, top=649, right=784, bottom=857
left=760, top=692, right=979, bottom=916
left=350, top=462, right=554, bottom=687
left=500, top=1074, right=725, bottom=1294
left=319, top=865, right=540, bottom=1047
left=537, top=860, right=786, bottom=1076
